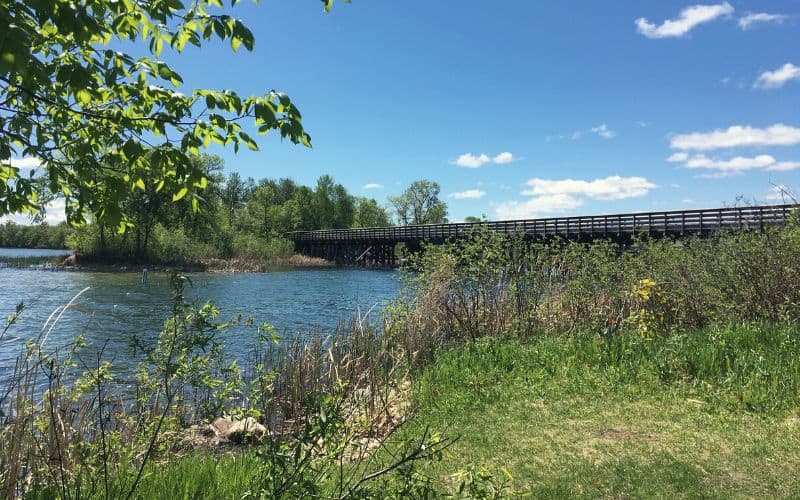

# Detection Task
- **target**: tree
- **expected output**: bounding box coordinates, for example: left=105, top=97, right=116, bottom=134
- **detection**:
left=388, top=180, right=448, bottom=225
left=313, top=175, right=336, bottom=228
left=221, top=172, right=247, bottom=226
left=0, top=0, right=318, bottom=230
left=353, top=197, right=391, bottom=227
left=331, top=184, right=355, bottom=229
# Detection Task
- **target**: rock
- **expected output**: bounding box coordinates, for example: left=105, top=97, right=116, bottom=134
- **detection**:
left=210, top=416, right=267, bottom=444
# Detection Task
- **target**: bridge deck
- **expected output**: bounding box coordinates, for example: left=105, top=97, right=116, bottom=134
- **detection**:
left=288, top=204, right=798, bottom=243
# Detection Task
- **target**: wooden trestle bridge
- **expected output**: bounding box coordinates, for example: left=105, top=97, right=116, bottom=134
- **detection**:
left=287, top=203, right=799, bottom=267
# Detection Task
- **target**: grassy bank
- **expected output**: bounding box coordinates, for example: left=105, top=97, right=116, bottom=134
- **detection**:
left=82, top=321, right=800, bottom=498
left=404, top=322, right=800, bottom=497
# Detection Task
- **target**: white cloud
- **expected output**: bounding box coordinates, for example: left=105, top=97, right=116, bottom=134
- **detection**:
left=362, top=183, right=384, bottom=189
left=666, top=152, right=689, bottom=162
left=495, top=194, right=583, bottom=220
left=670, top=124, right=800, bottom=151
left=674, top=153, right=800, bottom=175
left=494, top=175, right=657, bottom=220
left=0, top=199, right=66, bottom=225
left=754, top=63, right=800, bottom=89
left=636, top=2, right=734, bottom=39
left=684, top=154, right=776, bottom=171
left=695, top=171, right=742, bottom=179
left=455, top=153, right=491, bottom=168
left=2, top=157, right=41, bottom=170
left=767, top=161, right=800, bottom=172
left=521, top=176, right=657, bottom=201
left=493, top=152, right=514, bottom=164
left=453, top=152, right=516, bottom=168
left=739, top=12, right=787, bottom=30
left=549, top=125, right=616, bottom=142
left=681, top=198, right=696, bottom=204
left=449, top=189, right=486, bottom=200
left=591, top=124, right=616, bottom=139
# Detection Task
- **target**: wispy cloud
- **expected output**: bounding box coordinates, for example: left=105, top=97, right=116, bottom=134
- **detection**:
left=495, top=176, right=656, bottom=220
left=695, top=171, right=742, bottom=179
left=754, top=63, right=800, bottom=89
left=449, top=189, right=486, bottom=200
left=670, top=124, right=800, bottom=151
left=495, top=194, right=583, bottom=220
left=548, top=124, right=616, bottom=142
left=767, top=161, right=800, bottom=172
left=670, top=153, right=800, bottom=177
left=685, top=154, right=776, bottom=171
left=636, top=2, right=734, bottom=39
left=591, top=124, right=616, bottom=139
left=739, top=12, right=787, bottom=30
left=453, top=152, right=517, bottom=168
left=362, top=183, right=384, bottom=189
left=522, top=176, right=657, bottom=200
left=666, top=152, right=689, bottom=162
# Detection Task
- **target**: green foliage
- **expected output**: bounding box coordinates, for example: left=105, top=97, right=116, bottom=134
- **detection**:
left=64, top=163, right=389, bottom=264
left=354, top=197, right=391, bottom=227
left=0, top=221, right=71, bottom=248
left=388, top=179, right=448, bottom=225
left=395, top=224, right=800, bottom=343
left=232, top=233, right=294, bottom=261
left=0, top=0, right=314, bottom=229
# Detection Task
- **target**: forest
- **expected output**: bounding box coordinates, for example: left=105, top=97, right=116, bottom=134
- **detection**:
left=1, top=155, right=451, bottom=264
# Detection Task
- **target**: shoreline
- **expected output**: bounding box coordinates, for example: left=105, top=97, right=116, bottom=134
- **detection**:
left=0, top=252, right=401, bottom=273
left=1, top=252, right=337, bottom=273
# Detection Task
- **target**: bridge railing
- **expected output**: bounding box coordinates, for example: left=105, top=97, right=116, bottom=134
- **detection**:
left=287, top=204, right=799, bottom=242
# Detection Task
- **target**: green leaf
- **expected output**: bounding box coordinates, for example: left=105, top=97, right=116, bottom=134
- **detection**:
left=172, top=187, right=189, bottom=201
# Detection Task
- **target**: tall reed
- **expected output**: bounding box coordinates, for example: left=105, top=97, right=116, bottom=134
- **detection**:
left=0, top=274, right=447, bottom=498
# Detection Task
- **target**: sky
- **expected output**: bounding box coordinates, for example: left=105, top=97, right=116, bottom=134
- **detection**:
left=4, top=0, right=800, bottom=223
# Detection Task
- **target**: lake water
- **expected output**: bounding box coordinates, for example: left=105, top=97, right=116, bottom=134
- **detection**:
left=0, top=247, right=73, bottom=258
left=0, top=249, right=403, bottom=380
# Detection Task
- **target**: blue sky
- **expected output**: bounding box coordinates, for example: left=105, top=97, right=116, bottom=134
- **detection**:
left=6, top=0, right=800, bottom=223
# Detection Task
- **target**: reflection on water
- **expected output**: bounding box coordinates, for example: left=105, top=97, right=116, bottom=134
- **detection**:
left=0, top=252, right=402, bottom=380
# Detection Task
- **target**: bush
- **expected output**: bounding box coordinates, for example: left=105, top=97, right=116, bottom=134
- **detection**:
left=391, top=222, right=800, bottom=343
left=151, top=224, right=217, bottom=262
left=232, top=233, right=294, bottom=261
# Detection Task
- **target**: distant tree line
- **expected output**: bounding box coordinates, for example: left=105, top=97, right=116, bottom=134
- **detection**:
left=63, top=155, right=449, bottom=263
left=0, top=222, right=71, bottom=249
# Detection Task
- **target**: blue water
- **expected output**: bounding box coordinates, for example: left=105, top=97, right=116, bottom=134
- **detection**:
left=0, top=254, right=402, bottom=379
left=0, top=247, right=73, bottom=258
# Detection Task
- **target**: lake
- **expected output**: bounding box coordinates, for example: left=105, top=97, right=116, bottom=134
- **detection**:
left=0, top=249, right=403, bottom=380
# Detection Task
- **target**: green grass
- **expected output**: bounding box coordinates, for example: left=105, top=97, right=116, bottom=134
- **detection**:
left=403, top=322, right=800, bottom=498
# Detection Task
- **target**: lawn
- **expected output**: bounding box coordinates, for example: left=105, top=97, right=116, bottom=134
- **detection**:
left=404, top=324, right=800, bottom=498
